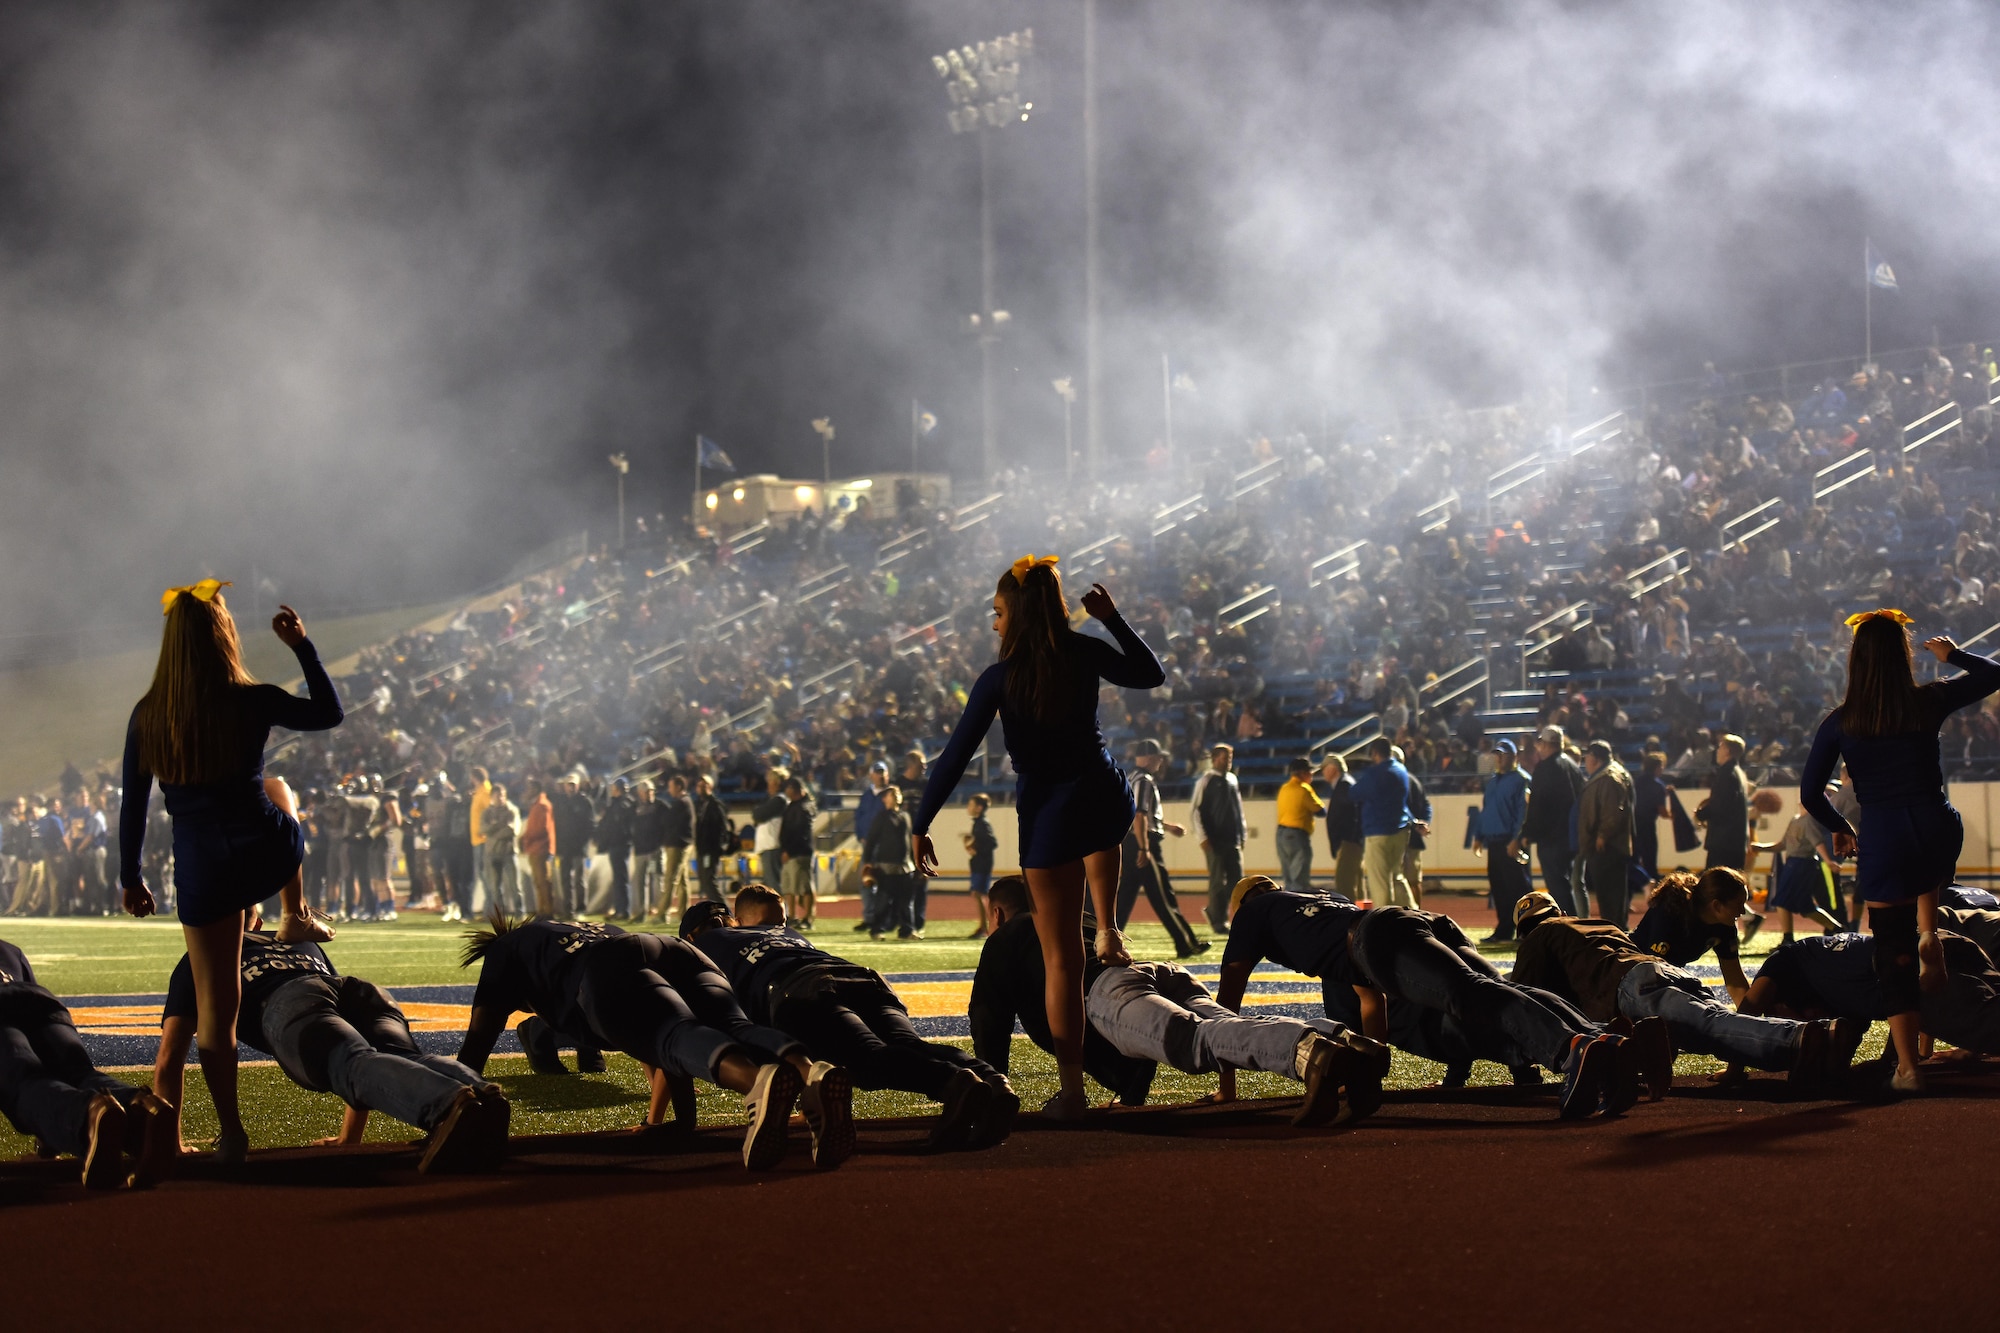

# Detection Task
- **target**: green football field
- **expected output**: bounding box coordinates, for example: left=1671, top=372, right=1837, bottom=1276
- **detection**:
left=0, top=915, right=1882, bottom=1158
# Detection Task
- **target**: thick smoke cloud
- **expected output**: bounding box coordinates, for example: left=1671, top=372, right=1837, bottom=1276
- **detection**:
left=1, top=0, right=1998, bottom=651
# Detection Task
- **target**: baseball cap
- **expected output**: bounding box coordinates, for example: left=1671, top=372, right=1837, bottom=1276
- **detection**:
left=869, top=760, right=890, bottom=774
left=1513, top=890, right=1561, bottom=929
left=1493, top=738, right=1517, bottom=756
left=1129, top=738, right=1164, bottom=758
left=1229, top=874, right=1279, bottom=917
left=1538, top=725, right=1564, bottom=745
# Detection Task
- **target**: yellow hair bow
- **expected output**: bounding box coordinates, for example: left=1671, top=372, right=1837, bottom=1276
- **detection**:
left=162, top=579, right=232, bottom=615
left=1010, top=554, right=1059, bottom=581
left=1844, top=608, right=1913, bottom=631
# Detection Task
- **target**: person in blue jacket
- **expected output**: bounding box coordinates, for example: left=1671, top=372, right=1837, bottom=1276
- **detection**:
left=1799, top=610, right=2000, bottom=1092
left=1473, top=740, right=1534, bottom=943
left=911, top=556, right=1165, bottom=1119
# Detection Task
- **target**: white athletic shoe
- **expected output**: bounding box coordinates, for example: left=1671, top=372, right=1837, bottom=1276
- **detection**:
left=741, top=1063, right=802, bottom=1170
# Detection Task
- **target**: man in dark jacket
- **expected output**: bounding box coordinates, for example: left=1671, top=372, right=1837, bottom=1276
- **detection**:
left=692, top=774, right=731, bottom=905
left=659, top=775, right=696, bottom=923
left=590, top=778, right=635, bottom=918
left=778, top=776, right=818, bottom=930
left=551, top=772, right=597, bottom=918
left=1192, top=744, right=1245, bottom=934
left=861, top=785, right=920, bottom=939
left=1522, top=725, right=1587, bottom=916
left=1577, top=741, right=1636, bottom=926
left=629, top=781, right=671, bottom=922
left=1318, top=754, right=1363, bottom=898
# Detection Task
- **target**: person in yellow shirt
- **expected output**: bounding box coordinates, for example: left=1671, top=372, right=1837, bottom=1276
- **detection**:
left=1274, top=758, right=1325, bottom=892
left=466, top=766, right=493, bottom=913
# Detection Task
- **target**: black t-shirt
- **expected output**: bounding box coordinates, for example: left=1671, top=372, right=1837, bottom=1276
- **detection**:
left=469, top=920, right=624, bottom=1033
left=1754, top=934, right=1881, bottom=1019
left=689, top=924, right=826, bottom=1017
left=0, top=937, right=61, bottom=1017
left=1630, top=897, right=1739, bottom=968
left=1220, top=890, right=1364, bottom=983
left=164, top=932, right=337, bottom=1053
left=967, top=815, right=997, bottom=873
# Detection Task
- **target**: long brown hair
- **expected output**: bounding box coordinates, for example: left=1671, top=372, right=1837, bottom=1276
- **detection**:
left=135, top=591, right=258, bottom=784
left=1837, top=615, right=1924, bottom=737
left=1644, top=867, right=1746, bottom=921
left=996, top=562, right=1074, bottom=724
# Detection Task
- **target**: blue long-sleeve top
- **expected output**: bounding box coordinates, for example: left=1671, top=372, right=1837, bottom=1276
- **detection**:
left=913, top=612, right=1165, bottom=837
left=1799, top=647, right=2000, bottom=838
left=1472, top=768, right=1532, bottom=841
left=119, top=638, right=345, bottom=887
left=1352, top=758, right=1414, bottom=837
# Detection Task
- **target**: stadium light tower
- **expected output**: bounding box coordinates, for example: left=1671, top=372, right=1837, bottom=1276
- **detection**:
left=1053, top=375, right=1077, bottom=486
left=608, top=452, right=629, bottom=548
left=932, top=28, right=1035, bottom=482
left=811, top=417, right=836, bottom=484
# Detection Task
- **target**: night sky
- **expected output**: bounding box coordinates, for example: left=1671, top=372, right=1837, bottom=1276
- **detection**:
left=2, top=0, right=1999, bottom=648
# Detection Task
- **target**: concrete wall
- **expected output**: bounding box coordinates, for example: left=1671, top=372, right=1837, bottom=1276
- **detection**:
left=915, top=782, right=2000, bottom=885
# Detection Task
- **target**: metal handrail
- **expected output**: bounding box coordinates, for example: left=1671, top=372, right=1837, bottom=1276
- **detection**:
left=950, top=492, right=1005, bottom=532
left=1308, top=711, right=1380, bottom=757
left=1568, top=411, right=1625, bottom=456
left=1719, top=497, right=1782, bottom=552
left=1216, top=584, right=1278, bottom=621
left=1625, top=548, right=1690, bottom=599
left=1516, top=599, right=1593, bottom=644
left=1421, top=657, right=1486, bottom=699
left=1416, top=491, right=1460, bottom=533
left=1902, top=401, right=1961, bottom=454
left=707, top=593, right=779, bottom=638
left=1067, top=533, right=1125, bottom=567
left=875, top=529, right=929, bottom=567
left=724, top=521, right=772, bottom=553
left=453, top=716, right=514, bottom=757
left=891, top=611, right=957, bottom=654
left=1487, top=465, right=1546, bottom=502
left=1230, top=457, right=1285, bottom=499
left=1812, top=449, right=1876, bottom=501
left=1151, top=492, right=1206, bottom=536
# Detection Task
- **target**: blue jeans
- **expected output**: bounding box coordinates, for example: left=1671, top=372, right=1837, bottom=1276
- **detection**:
left=262, top=975, right=486, bottom=1131
left=1616, top=960, right=1801, bottom=1071
left=1275, top=826, right=1314, bottom=893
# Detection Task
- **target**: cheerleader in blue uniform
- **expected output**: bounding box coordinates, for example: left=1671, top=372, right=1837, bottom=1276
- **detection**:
left=913, top=556, right=1164, bottom=1118
left=1752, top=805, right=1846, bottom=942
left=1799, top=610, right=2000, bottom=1092
left=119, top=583, right=345, bottom=1159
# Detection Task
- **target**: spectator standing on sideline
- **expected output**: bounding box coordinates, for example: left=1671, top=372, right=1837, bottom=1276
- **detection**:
left=659, top=775, right=695, bottom=924
left=1701, top=733, right=1753, bottom=874
left=1398, top=748, right=1432, bottom=909
left=1116, top=739, right=1203, bottom=959
left=1191, top=744, right=1244, bottom=934
left=480, top=782, right=523, bottom=916
left=551, top=773, right=596, bottom=918
left=629, top=780, right=669, bottom=921
left=1632, top=752, right=1668, bottom=880
left=1523, top=726, right=1586, bottom=916
left=1474, top=740, right=1534, bottom=943
left=589, top=778, right=634, bottom=917
left=692, top=774, right=730, bottom=906
left=897, top=749, right=928, bottom=812
left=466, top=766, right=493, bottom=914
left=850, top=761, right=892, bottom=934
left=1353, top=737, right=1417, bottom=908
left=863, top=784, right=919, bottom=940
left=1318, top=754, right=1363, bottom=898
left=1578, top=740, right=1636, bottom=927
left=1275, top=758, right=1324, bottom=893
left=962, top=793, right=998, bottom=939
left=752, top=769, right=788, bottom=893
left=429, top=775, right=472, bottom=923
left=779, top=776, right=818, bottom=931
left=520, top=778, right=557, bottom=917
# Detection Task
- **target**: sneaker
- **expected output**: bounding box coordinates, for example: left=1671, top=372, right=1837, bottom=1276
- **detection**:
left=1292, top=1035, right=1360, bottom=1128
left=419, top=1087, right=489, bottom=1174
left=1509, top=1064, right=1543, bottom=1086
left=575, top=1044, right=608, bottom=1075
left=126, top=1090, right=178, bottom=1189
left=929, top=1068, right=991, bottom=1151
left=852, top=921, right=871, bottom=932
left=800, top=1062, right=854, bottom=1170
left=966, top=1076, right=1021, bottom=1150
left=1740, top=911, right=1765, bottom=945
left=1438, top=1063, right=1472, bottom=1089
left=1628, top=1016, right=1676, bottom=1101
left=81, top=1094, right=128, bottom=1190
left=277, top=909, right=336, bottom=944
left=1179, top=939, right=1213, bottom=958
left=516, top=1017, right=569, bottom=1075
left=1787, top=1019, right=1832, bottom=1093
left=741, top=1063, right=803, bottom=1170
left=1558, top=1035, right=1614, bottom=1120
left=473, top=1084, right=512, bottom=1166
left=797, top=920, right=814, bottom=933
left=1039, top=1088, right=1090, bottom=1122
left=1336, top=1029, right=1392, bottom=1084
left=1480, top=933, right=1514, bottom=946
left=1890, top=1065, right=1927, bottom=1094
left=1601, top=1034, right=1641, bottom=1116
left=379, top=908, right=399, bottom=922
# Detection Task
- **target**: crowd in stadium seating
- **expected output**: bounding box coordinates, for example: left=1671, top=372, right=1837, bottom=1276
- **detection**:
left=6, top=343, right=2000, bottom=918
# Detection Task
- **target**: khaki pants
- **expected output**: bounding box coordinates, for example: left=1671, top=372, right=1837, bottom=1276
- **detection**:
left=6, top=858, right=51, bottom=916
left=1363, top=830, right=1415, bottom=908
left=1401, top=843, right=1424, bottom=908
left=527, top=851, right=554, bottom=916
left=1333, top=841, right=1364, bottom=899
left=660, top=847, right=689, bottom=918
left=781, top=855, right=814, bottom=914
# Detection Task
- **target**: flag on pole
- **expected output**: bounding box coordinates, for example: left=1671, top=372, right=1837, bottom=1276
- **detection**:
left=1865, top=239, right=1898, bottom=291
left=697, top=435, right=736, bottom=473
left=915, top=404, right=938, bottom=435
